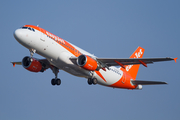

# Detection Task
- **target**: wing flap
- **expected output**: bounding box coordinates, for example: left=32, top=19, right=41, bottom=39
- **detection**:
left=132, top=80, right=167, bottom=85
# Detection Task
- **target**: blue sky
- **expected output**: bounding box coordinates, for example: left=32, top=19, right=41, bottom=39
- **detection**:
left=0, top=0, right=180, bottom=120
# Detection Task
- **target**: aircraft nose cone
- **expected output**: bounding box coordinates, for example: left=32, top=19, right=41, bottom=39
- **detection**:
left=14, top=29, right=22, bottom=41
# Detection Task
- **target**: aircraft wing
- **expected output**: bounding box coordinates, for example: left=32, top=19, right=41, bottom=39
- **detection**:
left=96, top=57, right=177, bottom=67
left=11, top=61, right=22, bottom=67
left=11, top=59, right=51, bottom=70
left=70, top=57, right=177, bottom=68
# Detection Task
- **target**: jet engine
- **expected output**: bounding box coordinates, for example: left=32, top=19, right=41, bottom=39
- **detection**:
left=77, top=55, right=98, bottom=71
left=22, top=56, right=43, bottom=72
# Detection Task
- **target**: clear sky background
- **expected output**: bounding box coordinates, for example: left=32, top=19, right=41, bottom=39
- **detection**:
left=0, top=0, right=180, bottom=120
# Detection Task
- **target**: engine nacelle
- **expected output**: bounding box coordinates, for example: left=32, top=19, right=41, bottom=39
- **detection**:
left=77, top=55, right=98, bottom=71
left=22, top=56, right=43, bottom=72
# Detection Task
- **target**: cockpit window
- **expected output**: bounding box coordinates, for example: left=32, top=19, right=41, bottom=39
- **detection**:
left=22, top=27, right=28, bottom=29
left=21, top=27, right=35, bottom=32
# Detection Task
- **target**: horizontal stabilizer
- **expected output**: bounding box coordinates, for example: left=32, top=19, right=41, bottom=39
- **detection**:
left=132, top=80, right=167, bottom=85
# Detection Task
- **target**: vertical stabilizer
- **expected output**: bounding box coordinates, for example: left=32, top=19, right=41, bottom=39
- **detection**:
left=122, top=46, right=145, bottom=79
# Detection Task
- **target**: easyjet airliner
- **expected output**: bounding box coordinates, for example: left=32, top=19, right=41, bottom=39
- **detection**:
left=12, top=25, right=177, bottom=90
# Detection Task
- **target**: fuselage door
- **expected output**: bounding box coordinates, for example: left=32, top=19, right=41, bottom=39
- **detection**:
left=40, top=33, right=46, bottom=42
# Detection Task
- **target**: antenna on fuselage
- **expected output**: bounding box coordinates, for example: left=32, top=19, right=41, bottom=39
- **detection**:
left=37, top=25, right=39, bottom=27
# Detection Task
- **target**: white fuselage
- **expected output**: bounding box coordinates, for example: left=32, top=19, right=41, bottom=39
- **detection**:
left=14, top=27, right=125, bottom=87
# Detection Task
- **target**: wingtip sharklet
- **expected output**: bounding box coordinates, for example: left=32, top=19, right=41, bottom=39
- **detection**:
left=10, top=62, right=22, bottom=67
left=11, top=62, right=16, bottom=67
left=174, top=57, right=178, bottom=63
left=13, top=63, right=16, bottom=67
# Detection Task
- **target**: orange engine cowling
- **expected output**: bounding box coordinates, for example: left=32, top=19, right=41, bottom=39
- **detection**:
left=22, top=56, right=43, bottom=72
left=77, top=55, right=98, bottom=71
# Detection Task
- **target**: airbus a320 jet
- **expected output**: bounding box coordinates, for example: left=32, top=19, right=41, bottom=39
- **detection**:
left=12, top=25, right=177, bottom=90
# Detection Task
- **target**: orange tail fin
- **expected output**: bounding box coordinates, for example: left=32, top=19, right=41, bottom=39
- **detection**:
left=122, top=46, right=145, bottom=79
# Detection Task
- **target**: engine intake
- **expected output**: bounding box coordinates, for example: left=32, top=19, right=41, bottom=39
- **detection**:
left=77, top=55, right=98, bottom=71
left=22, top=56, right=43, bottom=72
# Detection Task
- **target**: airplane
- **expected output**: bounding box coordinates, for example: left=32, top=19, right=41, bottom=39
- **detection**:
left=12, top=25, right=177, bottom=90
